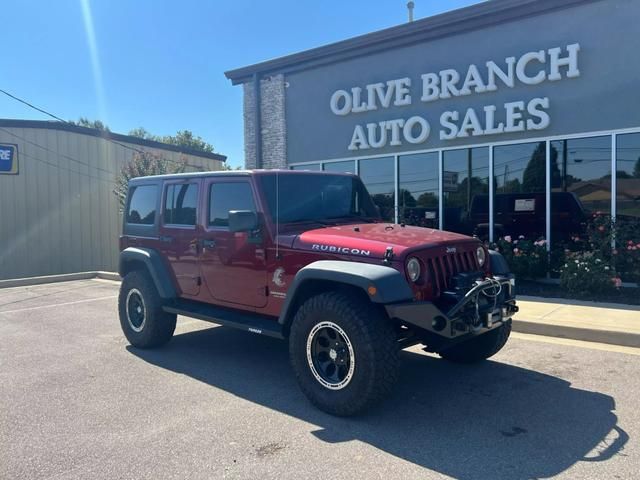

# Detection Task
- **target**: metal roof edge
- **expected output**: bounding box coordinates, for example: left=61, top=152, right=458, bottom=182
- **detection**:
left=0, top=118, right=227, bottom=162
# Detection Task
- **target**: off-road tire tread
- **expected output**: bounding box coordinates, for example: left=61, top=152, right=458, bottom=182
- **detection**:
left=289, top=291, right=399, bottom=416
left=118, top=270, right=176, bottom=348
left=439, top=321, right=512, bottom=363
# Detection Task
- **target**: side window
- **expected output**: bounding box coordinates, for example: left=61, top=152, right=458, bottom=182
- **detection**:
left=209, top=182, right=256, bottom=227
left=164, top=183, right=198, bottom=226
left=127, top=185, right=158, bottom=225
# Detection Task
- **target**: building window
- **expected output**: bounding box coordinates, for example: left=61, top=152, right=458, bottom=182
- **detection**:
left=291, top=164, right=321, bottom=171
left=209, top=182, right=256, bottom=227
left=615, top=133, right=640, bottom=221
left=442, top=147, right=489, bottom=237
left=163, top=183, right=198, bottom=226
left=398, top=152, right=439, bottom=228
left=550, top=136, right=611, bottom=242
left=323, top=160, right=355, bottom=173
left=493, top=141, right=547, bottom=240
left=126, top=185, right=157, bottom=225
left=358, top=157, right=394, bottom=222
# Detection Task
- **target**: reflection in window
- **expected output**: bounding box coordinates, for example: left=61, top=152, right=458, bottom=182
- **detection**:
left=126, top=185, right=157, bottom=225
left=291, top=164, right=321, bottom=171
left=443, top=148, right=489, bottom=237
left=551, top=136, right=610, bottom=241
left=358, top=157, right=394, bottom=222
left=493, top=142, right=547, bottom=239
left=209, top=182, right=256, bottom=227
left=164, top=184, right=198, bottom=226
left=323, top=160, right=355, bottom=173
left=616, top=133, right=640, bottom=221
left=399, top=152, right=439, bottom=228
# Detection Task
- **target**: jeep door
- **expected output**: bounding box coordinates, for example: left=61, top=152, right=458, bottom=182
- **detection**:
left=198, top=178, right=268, bottom=308
left=158, top=180, right=202, bottom=297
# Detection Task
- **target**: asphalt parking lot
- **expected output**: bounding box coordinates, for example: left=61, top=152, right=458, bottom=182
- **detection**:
left=1, top=279, right=638, bottom=480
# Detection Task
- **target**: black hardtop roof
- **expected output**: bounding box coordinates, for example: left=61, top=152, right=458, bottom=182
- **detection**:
left=128, top=169, right=356, bottom=184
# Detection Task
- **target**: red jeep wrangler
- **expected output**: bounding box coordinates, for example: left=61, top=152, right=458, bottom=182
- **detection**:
left=118, top=170, right=517, bottom=415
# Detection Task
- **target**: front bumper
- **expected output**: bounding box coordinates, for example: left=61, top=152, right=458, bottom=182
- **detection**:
left=385, top=275, right=518, bottom=340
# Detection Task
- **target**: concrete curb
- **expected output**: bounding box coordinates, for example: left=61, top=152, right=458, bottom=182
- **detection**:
left=512, top=319, right=640, bottom=349
left=0, top=271, right=121, bottom=289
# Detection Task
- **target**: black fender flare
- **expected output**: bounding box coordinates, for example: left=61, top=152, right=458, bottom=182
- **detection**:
left=488, top=249, right=511, bottom=276
left=278, top=260, right=413, bottom=325
left=118, top=247, right=176, bottom=299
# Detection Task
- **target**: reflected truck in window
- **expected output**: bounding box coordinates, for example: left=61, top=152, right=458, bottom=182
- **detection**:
left=467, top=192, right=588, bottom=240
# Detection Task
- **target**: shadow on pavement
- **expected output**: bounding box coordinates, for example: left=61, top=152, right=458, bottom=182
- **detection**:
left=128, top=326, right=628, bottom=479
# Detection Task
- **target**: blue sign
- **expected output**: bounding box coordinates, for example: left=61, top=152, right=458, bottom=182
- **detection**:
left=0, top=144, right=18, bottom=174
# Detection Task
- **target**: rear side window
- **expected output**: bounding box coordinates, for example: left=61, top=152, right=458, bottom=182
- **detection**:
left=209, top=182, right=255, bottom=227
left=127, top=185, right=158, bottom=225
left=164, top=183, right=198, bottom=226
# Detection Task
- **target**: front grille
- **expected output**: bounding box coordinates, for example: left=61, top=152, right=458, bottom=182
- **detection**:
left=424, top=250, right=479, bottom=296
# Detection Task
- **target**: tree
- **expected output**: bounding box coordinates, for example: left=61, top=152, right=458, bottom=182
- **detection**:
left=522, top=142, right=560, bottom=192
left=113, top=151, right=187, bottom=210
left=222, top=163, right=243, bottom=171
left=398, top=189, right=417, bottom=208
left=70, top=117, right=110, bottom=131
left=129, top=128, right=215, bottom=154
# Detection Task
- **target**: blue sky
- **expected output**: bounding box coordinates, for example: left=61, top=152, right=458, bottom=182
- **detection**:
left=1, top=0, right=481, bottom=168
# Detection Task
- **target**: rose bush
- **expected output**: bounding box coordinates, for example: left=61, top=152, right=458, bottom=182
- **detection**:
left=491, top=235, right=548, bottom=280
left=559, top=251, right=618, bottom=296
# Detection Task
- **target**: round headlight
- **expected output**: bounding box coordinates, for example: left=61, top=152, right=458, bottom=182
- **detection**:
left=476, top=246, right=486, bottom=267
left=406, top=257, right=421, bottom=282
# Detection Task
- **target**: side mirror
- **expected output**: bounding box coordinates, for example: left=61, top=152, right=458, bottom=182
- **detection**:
left=228, top=210, right=258, bottom=232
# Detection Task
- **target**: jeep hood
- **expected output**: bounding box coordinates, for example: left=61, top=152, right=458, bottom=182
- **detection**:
left=291, top=223, right=479, bottom=259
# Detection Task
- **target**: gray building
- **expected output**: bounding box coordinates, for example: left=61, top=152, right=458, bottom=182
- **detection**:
left=226, top=0, right=640, bottom=251
left=0, top=119, right=226, bottom=280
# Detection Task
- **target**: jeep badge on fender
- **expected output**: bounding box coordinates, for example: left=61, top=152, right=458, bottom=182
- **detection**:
left=118, top=170, right=517, bottom=416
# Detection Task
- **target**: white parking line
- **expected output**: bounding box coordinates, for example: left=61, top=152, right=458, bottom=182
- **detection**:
left=0, top=295, right=118, bottom=315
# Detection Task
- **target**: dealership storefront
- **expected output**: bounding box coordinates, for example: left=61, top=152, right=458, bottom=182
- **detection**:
left=226, top=0, right=640, bottom=253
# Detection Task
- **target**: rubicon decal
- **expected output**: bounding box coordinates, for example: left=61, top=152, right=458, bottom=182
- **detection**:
left=312, top=244, right=371, bottom=256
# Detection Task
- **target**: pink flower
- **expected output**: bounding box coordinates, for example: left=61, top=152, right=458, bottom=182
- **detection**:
left=513, top=248, right=519, bottom=254
left=628, top=240, right=634, bottom=245
left=598, top=226, right=605, bottom=232
left=613, top=277, right=622, bottom=288
left=613, top=249, right=618, bottom=255
left=504, top=235, right=512, bottom=243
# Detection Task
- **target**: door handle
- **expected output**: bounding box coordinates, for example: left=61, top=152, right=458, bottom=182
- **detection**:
left=202, top=239, right=216, bottom=249
left=159, top=236, right=173, bottom=243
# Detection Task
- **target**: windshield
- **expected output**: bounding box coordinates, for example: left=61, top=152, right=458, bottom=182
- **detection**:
left=259, top=173, right=380, bottom=225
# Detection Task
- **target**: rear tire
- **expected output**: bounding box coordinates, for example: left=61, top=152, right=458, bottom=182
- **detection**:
left=118, top=270, right=176, bottom=348
left=439, top=322, right=511, bottom=364
left=289, top=291, right=399, bottom=416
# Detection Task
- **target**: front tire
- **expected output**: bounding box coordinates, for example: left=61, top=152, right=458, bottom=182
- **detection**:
left=439, top=322, right=511, bottom=364
left=289, top=291, right=399, bottom=416
left=118, top=270, right=176, bottom=348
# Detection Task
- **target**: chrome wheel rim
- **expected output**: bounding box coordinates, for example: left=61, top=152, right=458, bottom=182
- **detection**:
left=306, top=321, right=355, bottom=390
left=125, top=288, right=146, bottom=333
